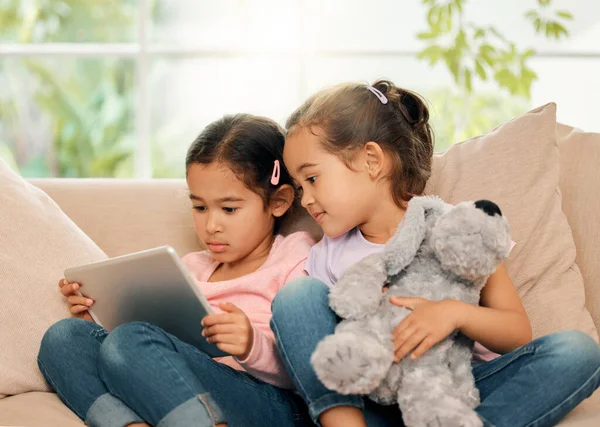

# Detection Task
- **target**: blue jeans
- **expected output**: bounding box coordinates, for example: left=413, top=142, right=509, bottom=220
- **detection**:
left=38, top=318, right=311, bottom=427
left=271, top=277, right=600, bottom=427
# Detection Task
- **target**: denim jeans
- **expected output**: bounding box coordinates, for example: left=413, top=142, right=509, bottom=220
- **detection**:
left=38, top=318, right=311, bottom=427
left=270, top=276, right=600, bottom=427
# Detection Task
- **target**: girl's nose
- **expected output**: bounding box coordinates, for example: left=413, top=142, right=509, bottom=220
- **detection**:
left=300, top=190, right=314, bottom=208
left=206, top=213, right=222, bottom=233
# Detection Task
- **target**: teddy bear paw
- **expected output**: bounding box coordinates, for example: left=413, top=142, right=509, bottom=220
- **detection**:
left=311, top=331, right=393, bottom=395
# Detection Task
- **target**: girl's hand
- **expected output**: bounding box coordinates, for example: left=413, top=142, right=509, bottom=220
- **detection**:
left=59, top=278, right=94, bottom=322
left=389, top=297, right=465, bottom=362
left=201, top=302, right=254, bottom=359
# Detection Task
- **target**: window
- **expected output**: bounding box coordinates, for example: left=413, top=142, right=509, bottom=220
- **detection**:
left=1, top=0, right=598, bottom=178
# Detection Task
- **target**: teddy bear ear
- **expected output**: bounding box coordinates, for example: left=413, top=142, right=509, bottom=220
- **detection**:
left=383, top=196, right=430, bottom=275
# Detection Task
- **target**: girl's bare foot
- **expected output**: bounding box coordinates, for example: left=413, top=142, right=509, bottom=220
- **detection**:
left=320, top=406, right=367, bottom=427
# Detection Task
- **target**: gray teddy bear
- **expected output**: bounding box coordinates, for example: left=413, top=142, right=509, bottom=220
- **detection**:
left=311, top=195, right=511, bottom=427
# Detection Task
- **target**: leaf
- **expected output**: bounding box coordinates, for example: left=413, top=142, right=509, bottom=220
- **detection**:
left=427, top=6, right=439, bottom=27
left=494, top=69, right=514, bottom=87
left=489, top=26, right=505, bottom=41
left=464, top=68, right=473, bottom=92
left=556, top=10, right=573, bottom=20
left=475, top=60, right=487, bottom=80
left=554, top=22, right=568, bottom=38
left=455, top=30, right=468, bottom=49
left=479, top=44, right=497, bottom=67
left=538, top=0, right=551, bottom=6
left=445, top=56, right=461, bottom=84
left=417, top=45, right=444, bottom=65
left=417, top=31, right=439, bottom=40
left=525, top=10, right=538, bottom=19
left=521, top=48, right=535, bottom=60
left=546, top=21, right=555, bottom=38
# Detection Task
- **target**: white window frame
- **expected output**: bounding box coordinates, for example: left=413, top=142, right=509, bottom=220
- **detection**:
left=1, top=0, right=599, bottom=178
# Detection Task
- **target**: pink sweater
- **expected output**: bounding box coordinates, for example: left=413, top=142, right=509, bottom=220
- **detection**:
left=181, top=231, right=314, bottom=389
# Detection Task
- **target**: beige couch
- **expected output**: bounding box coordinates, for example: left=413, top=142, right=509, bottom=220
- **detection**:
left=1, top=122, right=599, bottom=426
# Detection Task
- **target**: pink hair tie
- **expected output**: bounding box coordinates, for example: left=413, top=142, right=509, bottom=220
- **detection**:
left=367, top=85, right=388, bottom=104
left=271, top=160, right=281, bottom=185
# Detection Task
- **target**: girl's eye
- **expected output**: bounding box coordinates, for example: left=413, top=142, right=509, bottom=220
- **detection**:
left=223, top=207, right=239, bottom=213
left=193, top=206, right=207, bottom=212
left=306, top=176, right=317, bottom=184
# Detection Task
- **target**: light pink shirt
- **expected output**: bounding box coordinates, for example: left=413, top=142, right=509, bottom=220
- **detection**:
left=306, top=227, right=514, bottom=363
left=182, top=231, right=314, bottom=388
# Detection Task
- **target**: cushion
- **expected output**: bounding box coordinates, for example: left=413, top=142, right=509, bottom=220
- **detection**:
left=425, top=103, right=598, bottom=341
left=0, top=392, right=83, bottom=426
left=557, top=123, right=600, bottom=334
left=0, top=158, right=106, bottom=398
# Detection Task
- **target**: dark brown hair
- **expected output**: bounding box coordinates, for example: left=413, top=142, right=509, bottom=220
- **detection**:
left=286, top=79, right=434, bottom=208
left=186, top=113, right=296, bottom=233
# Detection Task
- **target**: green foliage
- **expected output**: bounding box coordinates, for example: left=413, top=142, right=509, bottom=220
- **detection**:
left=0, top=1, right=136, bottom=177
left=0, top=1, right=578, bottom=178
left=418, top=0, right=573, bottom=98
left=525, top=0, right=572, bottom=39
left=0, top=0, right=137, bottom=43
left=427, top=88, right=528, bottom=150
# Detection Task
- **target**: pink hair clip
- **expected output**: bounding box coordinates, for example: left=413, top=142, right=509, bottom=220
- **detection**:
left=367, top=85, right=388, bottom=105
left=271, top=160, right=281, bottom=185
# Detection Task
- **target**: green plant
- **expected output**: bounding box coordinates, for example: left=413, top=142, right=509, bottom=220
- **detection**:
left=0, top=0, right=137, bottom=177
left=427, top=88, right=528, bottom=151
left=418, top=0, right=573, bottom=98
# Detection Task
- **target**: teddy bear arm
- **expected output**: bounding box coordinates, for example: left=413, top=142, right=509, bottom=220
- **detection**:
left=329, top=254, right=388, bottom=320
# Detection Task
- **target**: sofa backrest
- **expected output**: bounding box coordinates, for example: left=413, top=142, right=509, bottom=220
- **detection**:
left=29, top=123, right=600, bottom=333
left=557, top=124, right=600, bottom=333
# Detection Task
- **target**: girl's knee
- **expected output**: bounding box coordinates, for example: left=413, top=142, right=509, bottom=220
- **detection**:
left=98, top=321, right=152, bottom=374
left=39, top=318, right=98, bottom=359
left=271, top=277, right=329, bottom=317
left=537, top=330, right=600, bottom=367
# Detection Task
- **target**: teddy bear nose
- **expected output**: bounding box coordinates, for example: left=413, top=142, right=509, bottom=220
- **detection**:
left=474, top=200, right=502, bottom=217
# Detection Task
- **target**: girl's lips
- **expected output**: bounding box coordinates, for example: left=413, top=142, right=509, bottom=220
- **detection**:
left=207, top=243, right=228, bottom=253
left=313, top=212, right=325, bottom=223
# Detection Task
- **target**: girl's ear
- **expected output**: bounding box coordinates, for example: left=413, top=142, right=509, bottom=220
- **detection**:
left=363, top=141, right=386, bottom=179
left=270, top=184, right=295, bottom=218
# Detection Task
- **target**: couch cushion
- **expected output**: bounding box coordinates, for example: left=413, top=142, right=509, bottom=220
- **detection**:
left=0, top=390, right=597, bottom=427
left=29, top=178, right=200, bottom=257
left=0, top=392, right=83, bottom=426
left=425, top=103, right=598, bottom=341
left=0, top=159, right=106, bottom=398
left=557, top=391, right=600, bottom=426
left=557, top=123, right=600, bottom=335
left=29, top=178, right=321, bottom=258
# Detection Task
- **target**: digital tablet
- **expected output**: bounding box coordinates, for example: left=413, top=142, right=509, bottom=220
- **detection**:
left=64, top=246, right=227, bottom=358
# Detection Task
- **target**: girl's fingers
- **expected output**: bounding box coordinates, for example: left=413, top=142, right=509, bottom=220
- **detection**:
left=202, top=324, right=236, bottom=338
left=392, top=317, right=412, bottom=336
left=61, top=282, right=80, bottom=296
left=393, top=323, right=415, bottom=346
left=394, top=330, right=427, bottom=362
left=201, top=313, right=237, bottom=327
left=393, top=326, right=417, bottom=352
left=411, top=337, right=436, bottom=360
left=58, top=278, right=67, bottom=289
left=70, top=305, right=89, bottom=314
left=205, top=333, right=241, bottom=345
left=67, top=295, right=93, bottom=307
